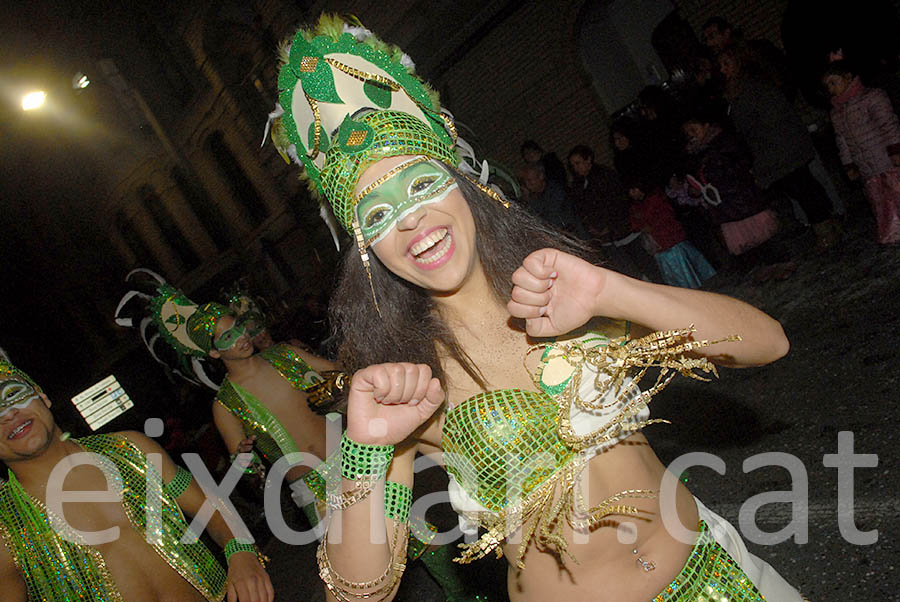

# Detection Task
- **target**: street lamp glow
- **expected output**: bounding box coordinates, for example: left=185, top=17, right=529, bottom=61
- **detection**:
left=74, top=72, right=90, bottom=89
left=22, top=91, right=46, bottom=111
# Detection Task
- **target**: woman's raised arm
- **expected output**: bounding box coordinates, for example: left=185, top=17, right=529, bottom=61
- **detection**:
left=508, top=248, right=788, bottom=367
left=321, top=363, right=444, bottom=602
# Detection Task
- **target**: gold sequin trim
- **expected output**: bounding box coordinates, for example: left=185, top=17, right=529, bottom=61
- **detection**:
left=307, top=94, right=322, bottom=159
left=346, top=130, right=368, bottom=146
left=534, top=326, right=740, bottom=450
left=324, top=58, right=401, bottom=91
left=352, top=156, right=430, bottom=207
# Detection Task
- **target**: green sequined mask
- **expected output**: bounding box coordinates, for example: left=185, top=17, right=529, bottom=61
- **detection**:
left=356, top=157, right=458, bottom=246
left=318, top=110, right=459, bottom=234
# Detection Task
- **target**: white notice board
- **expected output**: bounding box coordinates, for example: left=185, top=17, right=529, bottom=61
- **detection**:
left=71, top=375, right=133, bottom=431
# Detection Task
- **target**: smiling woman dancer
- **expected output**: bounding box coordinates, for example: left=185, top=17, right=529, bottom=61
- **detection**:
left=269, top=15, right=806, bottom=602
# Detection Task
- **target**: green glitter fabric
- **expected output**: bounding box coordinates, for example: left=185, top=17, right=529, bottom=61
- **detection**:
left=187, top=302, right=230, bottom=354
left=224, top=538, right=257, bottom=565
left=262, top=343, right=324, bottom=392
left=653, top=520, right=765, bottom=602
left=339, top=434, right=393, bottom=481
left=149, top=283, right=229, bottom=357
left=272, top=15, right=463, bottom=236
left=0, top=434, right=226, bottom=602
left=221, top=381, right=301, bottom=462
left=383, top=481, right=412, bottom=523
left=276, top=23, right=449, bottom=197
left=165, top=465, right=193, bottom=499
left=302, top=451, right=341, bottom=502
left=442, top=389, right=575, bottom=513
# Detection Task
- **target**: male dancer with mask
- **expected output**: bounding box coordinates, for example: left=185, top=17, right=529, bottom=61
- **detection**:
left=0, top=358, right=273, bottom=601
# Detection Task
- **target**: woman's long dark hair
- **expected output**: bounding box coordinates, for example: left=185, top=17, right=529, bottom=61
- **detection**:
left=329, top=169, right=595, bottom=402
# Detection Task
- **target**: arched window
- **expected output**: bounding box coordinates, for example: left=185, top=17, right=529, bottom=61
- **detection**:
left=139, top=186, right=200, bottom=271
left=133, top=17, right=196, bottom=108
left=202, top=5, right=274, bottom=116
left=116, top=211, right=158, bottom=270
left=171, top=166, right=232, bottom=251
left=205, top=131, right=268, bottom=228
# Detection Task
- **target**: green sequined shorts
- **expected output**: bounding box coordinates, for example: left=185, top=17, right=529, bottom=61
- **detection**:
left=653, top=520, right=765, bottom=601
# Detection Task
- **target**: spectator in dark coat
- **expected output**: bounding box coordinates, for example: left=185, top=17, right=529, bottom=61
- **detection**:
left=703, top=15, right=797, bottom=100
left=571, top=143, right=661, bottom=281
left=637, top=86, right=686, bottom=188
left=719, top=46, right=841, bottom=250
left=611, top=118, right=655, bottom=186
left=519, top=162, right=579, bottom=235
left=567, top=145, right=630, bottom=243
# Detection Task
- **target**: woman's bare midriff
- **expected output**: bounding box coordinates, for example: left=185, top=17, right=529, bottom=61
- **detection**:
left=503, top=433, right=699, bottom=602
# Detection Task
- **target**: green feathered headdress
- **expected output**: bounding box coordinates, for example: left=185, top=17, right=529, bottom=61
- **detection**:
left=149, top=284, right=230, bottom=357
left=270, top=13, right=459, bottom=233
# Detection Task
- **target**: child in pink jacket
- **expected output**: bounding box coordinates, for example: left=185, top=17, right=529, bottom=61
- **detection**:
left=824, top=60, right=900, bottom=243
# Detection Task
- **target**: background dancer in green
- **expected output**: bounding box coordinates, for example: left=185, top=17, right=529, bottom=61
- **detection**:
left=117, top=272, right=337, bottom=525
left=0, top=358, right=272, bottom=601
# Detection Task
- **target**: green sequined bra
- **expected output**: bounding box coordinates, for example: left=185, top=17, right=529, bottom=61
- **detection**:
left=442, top=327, right=729, bottom=568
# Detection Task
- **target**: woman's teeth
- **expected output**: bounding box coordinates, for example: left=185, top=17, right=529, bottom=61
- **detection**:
left=410, top=228, right=448, bottom=256
left=411, top=229, right=452, bottom=264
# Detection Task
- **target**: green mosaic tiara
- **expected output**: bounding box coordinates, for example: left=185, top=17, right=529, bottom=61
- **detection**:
left=272, top=14, right=458, bottom=233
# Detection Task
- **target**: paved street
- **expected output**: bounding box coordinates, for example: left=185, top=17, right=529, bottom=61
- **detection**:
left=263, top=195, right=898, bottom=601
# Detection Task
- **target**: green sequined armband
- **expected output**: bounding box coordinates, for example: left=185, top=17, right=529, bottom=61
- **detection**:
left=384, top=481, right=412, bottom=522
left=165, top=465, right=192, bottom=499
left=340, top=433, right=393, bottom=481
left=224, top=538, right=258, bottom=565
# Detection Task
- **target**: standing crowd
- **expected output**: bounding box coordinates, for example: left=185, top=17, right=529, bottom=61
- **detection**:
left=519, top=15, right=900, bottom=293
